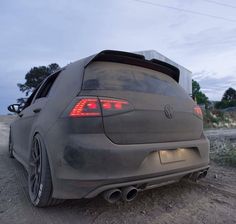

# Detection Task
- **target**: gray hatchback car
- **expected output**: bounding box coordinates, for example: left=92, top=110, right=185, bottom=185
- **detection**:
left=8, top=50, right=209, bottom=207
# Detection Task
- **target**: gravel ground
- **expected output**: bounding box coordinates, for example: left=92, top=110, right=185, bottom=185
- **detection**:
left=205, top=128, right=236, bottom=139
left=0, top=116, right=236, bottom=224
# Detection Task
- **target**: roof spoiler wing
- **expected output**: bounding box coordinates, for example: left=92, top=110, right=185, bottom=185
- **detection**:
left=85, top=50, right=180, bottom=82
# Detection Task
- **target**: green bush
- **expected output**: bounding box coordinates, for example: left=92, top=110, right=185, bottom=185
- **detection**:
left=203, top=109, right=236, bottom=129
left=215, top=100, right=236, bottom=109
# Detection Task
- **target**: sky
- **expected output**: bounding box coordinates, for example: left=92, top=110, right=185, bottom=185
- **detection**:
left=0, top=0, right=236, bottom=114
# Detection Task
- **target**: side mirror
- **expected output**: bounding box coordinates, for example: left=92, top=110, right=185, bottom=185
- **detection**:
left=7, top=104, right=21, bottom=114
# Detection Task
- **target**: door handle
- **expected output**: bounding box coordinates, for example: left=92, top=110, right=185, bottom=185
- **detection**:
left=33, top=108, right=41, bottom=113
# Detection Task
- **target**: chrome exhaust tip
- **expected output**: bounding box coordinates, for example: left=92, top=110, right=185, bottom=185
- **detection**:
left=188, top=169, right=208, bottom=182
left=103, top=189, right=122, bottom=203
left=122, top=186, right=138, bottom=202
left=199, top=170, right=208, bottom=179
left=196, top=170, right=208, bottom=180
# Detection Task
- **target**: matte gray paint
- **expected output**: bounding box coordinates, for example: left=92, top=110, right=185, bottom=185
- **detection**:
left=10, top=50, right=209, bottom=200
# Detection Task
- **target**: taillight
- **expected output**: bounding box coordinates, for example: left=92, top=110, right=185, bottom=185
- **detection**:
left=69, top=98, right=101, bottom=117
left=194, top=105, right=203, bottom=119
left=69, top=97, right=131, bottom=117
left=100, top=99, right=128, bottom=110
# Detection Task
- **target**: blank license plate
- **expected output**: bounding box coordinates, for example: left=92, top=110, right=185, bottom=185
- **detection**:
left=159, top=149, right=186, bottom=164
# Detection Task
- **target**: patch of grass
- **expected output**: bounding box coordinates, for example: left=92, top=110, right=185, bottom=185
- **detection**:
left=212, top=149, right=236, bottom=167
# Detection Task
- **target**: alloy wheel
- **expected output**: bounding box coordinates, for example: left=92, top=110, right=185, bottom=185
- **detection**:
left=29, top=137, right=42, bottom=201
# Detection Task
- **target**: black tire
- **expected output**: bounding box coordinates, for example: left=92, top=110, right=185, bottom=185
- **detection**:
left=28, top=134, right=62, bottom=207
left=8, top=129, right=14, bottom=158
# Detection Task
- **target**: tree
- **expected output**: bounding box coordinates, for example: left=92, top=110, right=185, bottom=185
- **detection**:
left=192, top=79, right=209, bottom=106
left=215, top=87, right=236, bottom=109
left=17, top=63, right=60, bottom=103
left=222, top=87, right=236, bottom=101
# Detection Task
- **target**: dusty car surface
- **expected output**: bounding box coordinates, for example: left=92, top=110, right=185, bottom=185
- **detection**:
left=8, top=50, right=209, bottom=207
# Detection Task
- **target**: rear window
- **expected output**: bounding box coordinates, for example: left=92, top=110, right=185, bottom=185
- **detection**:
left=83, top=62, right=188, bottom=98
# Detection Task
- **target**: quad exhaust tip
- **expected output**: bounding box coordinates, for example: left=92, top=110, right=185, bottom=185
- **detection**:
left=188, top=169, right=208, bottom=182
left=122, top=186, right=138, bottom=202
left=197, top=170, right=208, bottom=179
left=103, top=186, right=138, bottom=203
left=104, top=170, right=209, bottom=203
left=103, top=189, right=122, bottom=203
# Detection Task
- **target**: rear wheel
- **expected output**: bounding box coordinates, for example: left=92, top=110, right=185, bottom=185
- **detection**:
left=28, top=134, right=61, bottom=207
left=8, top=129, right=14, bottom=158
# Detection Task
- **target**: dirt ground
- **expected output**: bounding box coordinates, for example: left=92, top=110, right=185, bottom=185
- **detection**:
left=0, top=115, right=236, bottom=224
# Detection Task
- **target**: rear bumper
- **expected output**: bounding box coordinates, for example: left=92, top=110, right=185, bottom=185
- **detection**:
left=46, top=130, right=209, bottom=199
left=85, top=165, right=210, bottom=198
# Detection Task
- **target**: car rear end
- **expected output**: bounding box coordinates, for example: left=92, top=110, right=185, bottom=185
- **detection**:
left=50, top=51, right=209, bottom=202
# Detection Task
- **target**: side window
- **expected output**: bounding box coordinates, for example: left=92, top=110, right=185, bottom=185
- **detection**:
left=34, top=72, right=59, bottom=100
left=20, top=85, right=41, bottom=111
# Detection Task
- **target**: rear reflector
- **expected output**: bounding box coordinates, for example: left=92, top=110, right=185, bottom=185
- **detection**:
left=194, top=105, right=203, bottom=119
left=69, top=98, right=130, bottom=117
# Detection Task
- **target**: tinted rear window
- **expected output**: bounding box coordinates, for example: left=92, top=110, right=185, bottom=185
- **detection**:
left=83, top=62, right=188, bottom=98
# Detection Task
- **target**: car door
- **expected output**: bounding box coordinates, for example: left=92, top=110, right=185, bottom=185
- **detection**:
left=11, top=86, right=39, bottom=164
left=12, top=72, right=59, bottom=164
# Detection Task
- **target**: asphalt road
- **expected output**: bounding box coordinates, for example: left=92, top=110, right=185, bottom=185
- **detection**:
left=0, top=116, right=236, bottom=224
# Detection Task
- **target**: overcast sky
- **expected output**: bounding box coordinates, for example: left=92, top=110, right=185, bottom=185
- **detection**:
left=1, top=0, right=236, bottom=114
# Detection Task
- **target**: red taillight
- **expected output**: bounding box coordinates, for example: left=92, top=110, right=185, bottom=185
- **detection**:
left=69, top=98, right=101, bottom=117
left=100, top=99, right=128, bottom=110
left=69, top=98, right=130, bottom=117
left=102, top=102, right=112, bottom=110
left=194, top=105, right=203, bottom=119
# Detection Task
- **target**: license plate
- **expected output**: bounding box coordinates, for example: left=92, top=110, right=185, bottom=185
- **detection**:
left=159, top=148, right=186, bottom=164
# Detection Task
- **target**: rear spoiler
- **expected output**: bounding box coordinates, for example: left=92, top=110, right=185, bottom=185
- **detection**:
left=85, top=50, right=180, bottom=82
